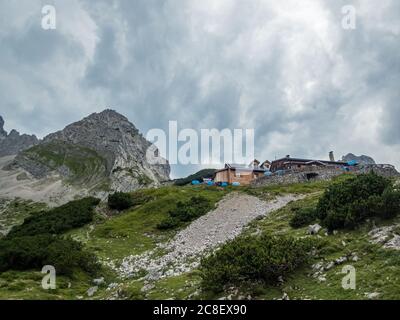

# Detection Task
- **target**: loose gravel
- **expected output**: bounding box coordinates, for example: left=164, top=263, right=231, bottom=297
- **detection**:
left=118, top=192, right=301, bottom=283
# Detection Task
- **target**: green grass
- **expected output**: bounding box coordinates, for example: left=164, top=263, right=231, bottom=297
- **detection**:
left=143, top=188, right=399, bottom=301
left=146, top=272, right=202, bottom=300
left=114, top=272, right=202, bottom=300
left=2, top=177, right=400, bottom=300
left=223, top=196, right=400, bottom=300
left=21, top=141, right=108, bottom=185
left=0, top=269, right=114, bottom=300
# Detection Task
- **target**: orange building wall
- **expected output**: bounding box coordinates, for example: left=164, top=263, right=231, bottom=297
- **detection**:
left=214, top=169, right=264, bottom=185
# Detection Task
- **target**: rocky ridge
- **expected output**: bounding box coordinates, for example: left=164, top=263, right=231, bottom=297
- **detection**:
left=0, top=116, right=39, bottom=157
left=0, top=110, right=170, bottom=203
left=342, top=153, right=376, bottom=165
left=0, top=116, right=6, bottom=138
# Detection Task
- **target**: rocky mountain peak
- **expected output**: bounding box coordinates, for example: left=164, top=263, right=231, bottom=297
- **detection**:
left=0, top=115, right=7, bottom=139
left=0, top=116, right=39, bottom=157
left=11, top=109, right=170, bottom=194
left=43, top=109, right=147, bottom=171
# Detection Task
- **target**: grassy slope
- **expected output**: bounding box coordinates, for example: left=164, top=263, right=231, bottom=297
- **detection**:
left=117, top=175, right=400, bottom=300
left=0, top=185, right=228, bottom=299
left=0, top=270, right=111, bottom=300
left=21, top=141, right=109, bottom=186
left=1, top=175, right=400, bottom=300
left=239, top=195, right=400, bottom=300
left=69, top=186, right=229, bottom=263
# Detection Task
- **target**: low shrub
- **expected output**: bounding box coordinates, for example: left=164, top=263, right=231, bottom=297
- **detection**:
left=0, top=235, right=99, bottom=276
left=157, top=196, right=212, bottom=230
left=381, top=187, right=400, bottom=219
left=170, top=196, right=212, bottom=222
left=156, top=217, right=180, bottom=230
left=108, top=190, right=152, bottom=211
left=45, top=237, right=99, bottom=275
left=289, top=207, right=317, bottom=229
left=200, top=234, right=314, bottom=293
left=6, top=197, right=100, bottom=238
left=108, top=192, right=134, bottom=210
left=316, top=173, right=397, bottom=231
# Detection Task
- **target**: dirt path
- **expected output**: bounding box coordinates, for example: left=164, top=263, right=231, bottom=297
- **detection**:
left=118, top=192, right=302, bottom=282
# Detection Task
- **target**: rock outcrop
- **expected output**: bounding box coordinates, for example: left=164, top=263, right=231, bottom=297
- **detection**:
left=342, top=153, right=376, bottom=165
left=0, top=116, right=7, bottom=139
left=9, top=110, right=170, bottom=193
left=0, top=116, right=39, bottom=157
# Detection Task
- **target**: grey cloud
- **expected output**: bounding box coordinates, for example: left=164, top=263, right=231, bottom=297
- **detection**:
left=0, top=0, right=399, bottom=177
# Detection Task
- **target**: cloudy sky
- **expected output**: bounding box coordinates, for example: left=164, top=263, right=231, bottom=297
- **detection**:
left=0, top=0, right=399, bottom=178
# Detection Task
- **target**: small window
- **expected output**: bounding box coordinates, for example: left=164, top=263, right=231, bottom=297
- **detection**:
left=235, top=172, right=241, bottom=178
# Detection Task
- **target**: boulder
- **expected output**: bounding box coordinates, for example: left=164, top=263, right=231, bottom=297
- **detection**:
left=93, top=277, right=105, bottom=286
left=87, top=286, right=98, bottom=297
left=342, top=153, right=376, bottom=165
left=308, top=224, right=322, bottom=235
left=365, top=292, right=380, bottom=300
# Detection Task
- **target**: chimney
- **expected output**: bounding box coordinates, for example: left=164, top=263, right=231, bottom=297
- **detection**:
left=329, top=151, right=335, bottom=162
left=286, top=155, right=290, bottom=158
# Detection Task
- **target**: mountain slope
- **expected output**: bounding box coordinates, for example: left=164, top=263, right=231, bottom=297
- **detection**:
left=0, top=110, right=170, bottom=204
left=1, top=177, right=400, bottom=300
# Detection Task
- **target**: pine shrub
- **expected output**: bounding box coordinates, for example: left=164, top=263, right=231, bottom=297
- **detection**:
left=200, top=234, right=314, bottom=292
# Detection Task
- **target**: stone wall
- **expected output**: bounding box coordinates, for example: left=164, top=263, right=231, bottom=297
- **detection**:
left=251, top=167, right=344, bottom=187
left=251, top=165, right=399, bottom=187
left=357, top=164, right=400, bottom=178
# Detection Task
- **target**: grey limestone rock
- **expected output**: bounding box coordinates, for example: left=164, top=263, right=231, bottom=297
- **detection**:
left=0, top=116, right=39, bottom=157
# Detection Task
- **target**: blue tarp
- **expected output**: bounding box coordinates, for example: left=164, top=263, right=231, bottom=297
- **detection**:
left=347, top=160, right=358, bottom=166
left=206, top=181, right=214, bottom=186
left=191, top=180, right=201, bottom=185
left=264, top=171, right=273, bottom=176
left=232, top=182, right=241, bottom=186
left=221, top=182, right=228, bottom=187
left=276, top=170, right=285, bottom=176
